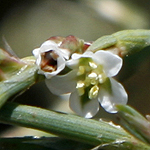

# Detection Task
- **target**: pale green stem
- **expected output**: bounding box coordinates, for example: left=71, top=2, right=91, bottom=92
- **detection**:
left=0, top=64, right=42, bottom=108
left=87, top=29, right=150, bottom=57
left=0, top=102, right=150, bottom=149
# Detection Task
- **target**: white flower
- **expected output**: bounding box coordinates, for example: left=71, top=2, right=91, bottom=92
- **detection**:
left=32, top=40, right=70, bottom=79
left=46, top=50, right=128, bottom=118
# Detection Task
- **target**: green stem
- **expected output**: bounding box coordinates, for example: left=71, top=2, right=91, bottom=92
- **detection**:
left=0, top=102, right=149, bottom=149
left=0, top=63, right=43, bottom=109
left=87, top=29, right=150, bottom=57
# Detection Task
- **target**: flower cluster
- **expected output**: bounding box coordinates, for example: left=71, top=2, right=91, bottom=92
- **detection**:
left=32, top=36, right=128, bottom=118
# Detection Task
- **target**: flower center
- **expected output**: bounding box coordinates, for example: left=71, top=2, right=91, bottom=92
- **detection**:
left=76, top=58, right=107, bottom=99
left=41, top=50, right=59, bottom=72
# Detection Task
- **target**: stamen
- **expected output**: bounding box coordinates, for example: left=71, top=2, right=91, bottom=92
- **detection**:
left=88, top=72, right=98, bottom=85
left=88, top=85, right=99, bottom=99
left=88, top=72, right=97, bottom=78
left=76, top=81, right=84, bottom=88
left=98, top=73, right=107, bottom=83
left=77, top=66, right=85, bottom=76
left=89, top=62, right=97, bottom=69
left=76, top=81, right=85, bottom=96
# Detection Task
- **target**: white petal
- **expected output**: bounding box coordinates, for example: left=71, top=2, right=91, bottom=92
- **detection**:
left=32, top=48, right=40, bottom=58
left=71, top=51, right=93, bottom=59
left=67, top=51, right=94, bottom=69
left=32, top=48, right=41, bottom=66
left=40, top=40, right=70, bottom=59
left=70, top=90, right=99, bottom=118
left=45, top=70, right=77, bottom=95
left=66, top=59, right=79, bottom=69
left=83, top=51, right=94, bottom=56
left=40, top=40, right=58, bottom=53
left=98, top=78, right=128, bottom=113
left=93, top=50, right=122, bottom=77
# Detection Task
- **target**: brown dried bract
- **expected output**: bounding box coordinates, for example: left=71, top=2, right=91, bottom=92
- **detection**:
left=40, top=50, right=59, bottom=72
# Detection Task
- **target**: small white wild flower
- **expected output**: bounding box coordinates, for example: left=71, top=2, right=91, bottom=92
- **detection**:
left=46, top=50, right=128, bottom=118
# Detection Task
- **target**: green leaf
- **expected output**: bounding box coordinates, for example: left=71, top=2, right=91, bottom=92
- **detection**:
left=0, top=102, right=129, bottom=146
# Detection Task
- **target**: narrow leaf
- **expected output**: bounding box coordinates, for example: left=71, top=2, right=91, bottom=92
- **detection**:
left=0, top=102, right=149, bottom=149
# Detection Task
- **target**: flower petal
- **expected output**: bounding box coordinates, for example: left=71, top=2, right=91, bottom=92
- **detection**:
left=71, top=51, right=93, bottom=60
left=66, top=59, right=79, bottom=69
left=70, top=90, right=99, bottom=118
left=93, top=50, right=122, bottom=77
left=32, top=48, right=40, bottom=58
left=40, top=40, right=58, bottom=52
left=66, top=51, right=94, bottom=69
left=41, top=40, right=70, bottom=60
left=98, top=78, right=128, bottom=113
left=45, top=70, right=77, bottom=95
left=32, top=48, right=41, bottom=66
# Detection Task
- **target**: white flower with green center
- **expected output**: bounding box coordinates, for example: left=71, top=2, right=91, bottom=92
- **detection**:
left=32, top=40, right=70, bottom=79
left=46, top=50, right=128, bottom=118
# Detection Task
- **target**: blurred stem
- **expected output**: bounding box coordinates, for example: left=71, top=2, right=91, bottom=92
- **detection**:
left=0, top=102, right=150, bottom=149
left=0, top=137, right=93, bottom=150
left=116, top=105, right=150, bottom=144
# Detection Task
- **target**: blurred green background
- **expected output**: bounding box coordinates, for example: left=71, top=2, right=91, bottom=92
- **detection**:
left=0, top=0, right=150, bottom=137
